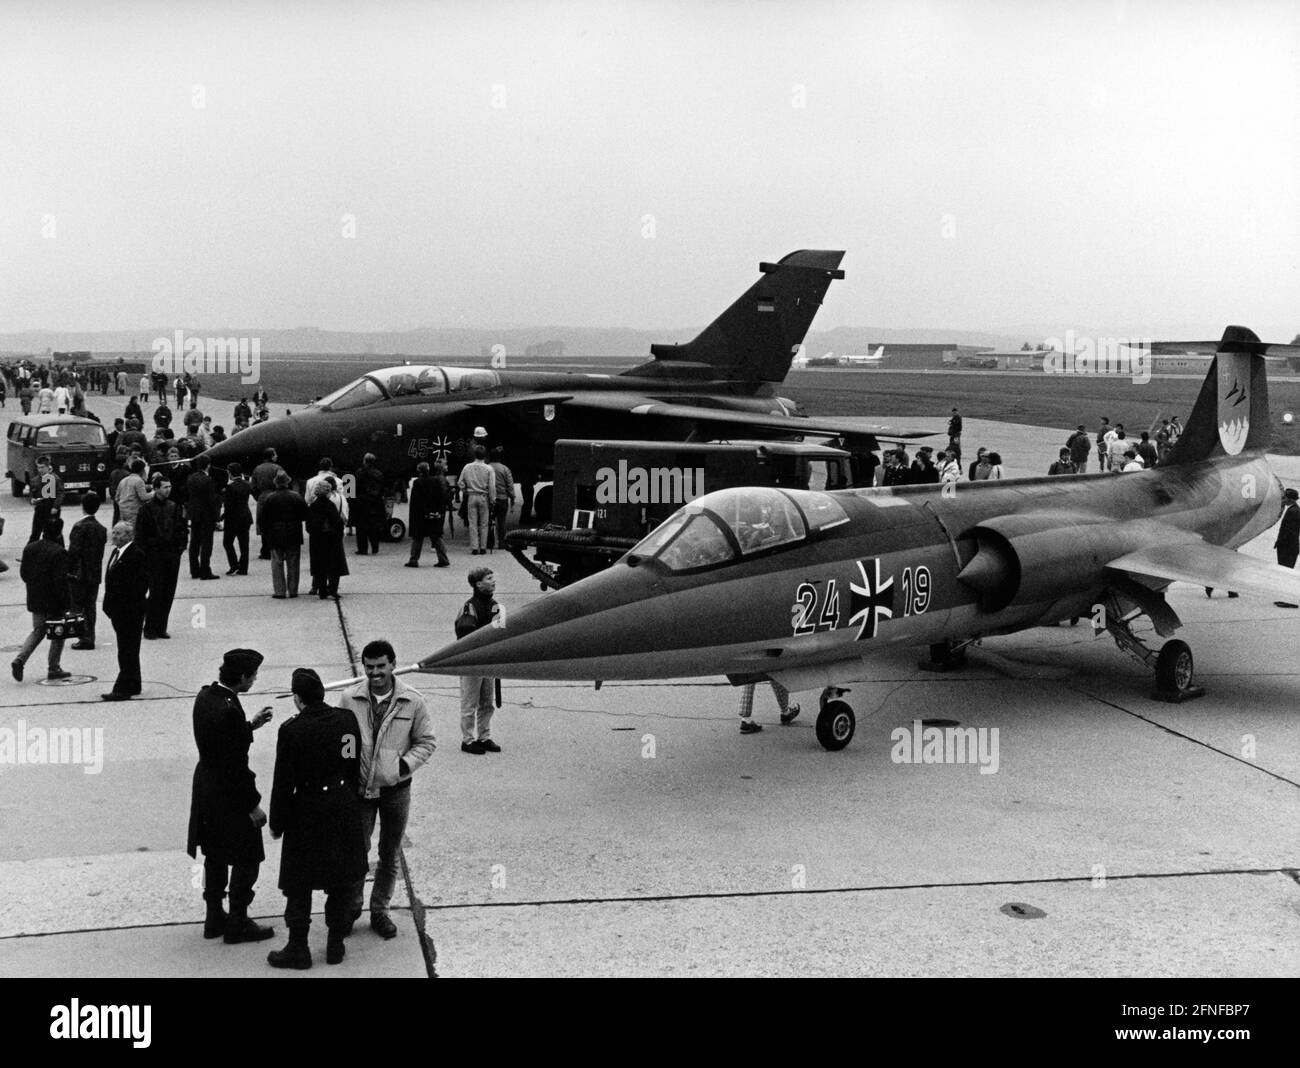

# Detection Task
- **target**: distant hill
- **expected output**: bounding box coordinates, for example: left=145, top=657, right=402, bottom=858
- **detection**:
left=0, top=324, right=1029, bottom=359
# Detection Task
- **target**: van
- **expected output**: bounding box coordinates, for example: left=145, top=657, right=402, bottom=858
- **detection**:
left=5, top=415, right=111, bottom=499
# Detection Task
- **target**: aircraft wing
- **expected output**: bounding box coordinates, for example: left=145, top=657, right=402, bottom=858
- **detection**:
left=1106, top=542, right=1300, bottom=602
left=548, top=394, right=934, bottom=441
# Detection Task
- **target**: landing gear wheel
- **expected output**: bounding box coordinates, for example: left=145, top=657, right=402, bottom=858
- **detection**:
left=815, top=700, right=856, bottom=751
left=386, top=518, right=406, bottom=542
left=1155, top=639, right=1194, bottom=694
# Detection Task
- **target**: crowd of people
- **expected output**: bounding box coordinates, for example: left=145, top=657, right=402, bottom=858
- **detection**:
left=1052, top=415, right=1185, bottom=475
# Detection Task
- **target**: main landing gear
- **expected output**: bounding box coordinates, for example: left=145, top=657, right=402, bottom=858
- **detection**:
left=1099, top=591, right=1205, bottom=702
left=815, top=687, right=855, bottom=751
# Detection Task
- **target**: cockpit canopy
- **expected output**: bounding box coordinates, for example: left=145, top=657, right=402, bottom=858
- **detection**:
left=313, top=366, right=500, bottom=411
left=628, top=486, right=848, bottom=573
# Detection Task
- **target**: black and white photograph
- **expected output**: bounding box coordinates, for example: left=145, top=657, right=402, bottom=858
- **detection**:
left=1, top=0, right=1297, bottom=1036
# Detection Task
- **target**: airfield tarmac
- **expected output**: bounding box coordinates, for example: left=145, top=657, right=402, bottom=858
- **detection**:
left=0, top=395, right=1297, bottom=978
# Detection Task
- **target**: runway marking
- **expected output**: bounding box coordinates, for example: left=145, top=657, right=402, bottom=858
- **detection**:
left=5, top=868, right=1295, bottom=940
left=1065, top=685, right=1300, bottom=789
left=413, top=866, right=1300, bottom=911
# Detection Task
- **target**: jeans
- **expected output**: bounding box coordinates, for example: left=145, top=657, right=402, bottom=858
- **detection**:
left=351, top=784, right=410, bottom=917
left=460, top=676, right=494, bottom=742
left=466, top=493, right=491, bottom=551
left=271, top=548, right=300, bottom=597
left=15, top=611, right=64, bottom=672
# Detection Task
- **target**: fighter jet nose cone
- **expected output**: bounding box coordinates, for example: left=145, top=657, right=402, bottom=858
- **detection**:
left=204, top=416, right=299, bottom=472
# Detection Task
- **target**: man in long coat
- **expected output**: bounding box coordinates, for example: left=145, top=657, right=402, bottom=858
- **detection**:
left=185, top=453, right=222, bottom=580
left=267, top=668, right=367, bottom=969
left=186, top=648, right=276, bottom=944
left=136, top=474, right=187, bottom=639
left=405, top=460, right=451, bottom=567
left=221, top=462, right=254, bottom=575
left=306, top=480, right=349, bottom=599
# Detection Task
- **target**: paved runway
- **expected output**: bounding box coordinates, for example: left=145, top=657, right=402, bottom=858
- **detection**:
left=0, top=391, right=1297, bottom=977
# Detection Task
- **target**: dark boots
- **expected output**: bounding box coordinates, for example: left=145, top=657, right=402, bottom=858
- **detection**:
left=203, top=900, right=228, bottom=939
left=267, top=927, right=312, bottom=970
left=224, top=904, right=275, bottom=945
left=326, top=929, right=346, bottom=965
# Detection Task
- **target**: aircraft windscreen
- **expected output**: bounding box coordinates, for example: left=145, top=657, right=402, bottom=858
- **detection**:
left=316, top=377, right=385, bottom=411
left=630, top=507, right=736, bottom=572
left=696, top=487, right=807, bottom=554
left=442, top=367, right=500, bottom=392
left=791, top=490, right=849, bottom=531
left=371, top=366, right=449, bottom=398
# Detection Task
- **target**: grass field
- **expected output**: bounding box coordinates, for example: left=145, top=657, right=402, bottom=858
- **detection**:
left=201, top=355, right=1300, bottom=455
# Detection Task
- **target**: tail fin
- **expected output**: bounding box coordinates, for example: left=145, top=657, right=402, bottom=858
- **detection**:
left=624, top=250, right=845, bottom=386
left=1167, top=325, right=1271, bottom=464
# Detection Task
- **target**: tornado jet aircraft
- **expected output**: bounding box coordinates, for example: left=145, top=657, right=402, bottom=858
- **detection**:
left=419, top=327, right=1300, bottom=750
left=201, top=250, right=922, bottom=516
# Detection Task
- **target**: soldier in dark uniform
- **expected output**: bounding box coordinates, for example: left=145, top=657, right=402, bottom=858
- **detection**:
left=1275, top=488, right=1299, bottom=568
left=267, top=668, right=368, bottom=969
left=136, top=474, right=187, bottom=640
left=186, top=648, right=277, bottom=945
left=1273, top=487, right=1300, bottom=609
left=354, top=453, right=386, bottom=555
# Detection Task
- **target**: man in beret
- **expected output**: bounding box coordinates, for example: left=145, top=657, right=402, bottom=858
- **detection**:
left=186, top=649, right=276, bottom=944
left=267, top=668, right=367, bottom=969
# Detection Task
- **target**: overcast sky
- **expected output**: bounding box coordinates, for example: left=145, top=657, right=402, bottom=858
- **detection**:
left=2, top=0, right=1296, bottom=338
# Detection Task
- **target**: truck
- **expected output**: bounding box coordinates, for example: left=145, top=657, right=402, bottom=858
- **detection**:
left=505, top=438, right=859, bottom=588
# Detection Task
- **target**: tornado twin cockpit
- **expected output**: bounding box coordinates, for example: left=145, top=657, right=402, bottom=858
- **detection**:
left=627, top=487, right=849, bottom=573
left=311, top=366, right=502, bottom=411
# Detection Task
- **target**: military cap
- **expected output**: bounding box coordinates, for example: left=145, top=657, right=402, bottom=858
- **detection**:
left=221, top=648, right=264, bottom=676
left=290, top=667, right=324, bottom=703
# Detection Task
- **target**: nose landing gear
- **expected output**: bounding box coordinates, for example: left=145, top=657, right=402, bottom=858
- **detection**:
left=815, top=686, right=856, bottom=751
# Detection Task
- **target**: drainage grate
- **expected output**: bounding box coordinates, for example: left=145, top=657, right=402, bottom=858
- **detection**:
left=1000, top=902, right=1046, bottom=919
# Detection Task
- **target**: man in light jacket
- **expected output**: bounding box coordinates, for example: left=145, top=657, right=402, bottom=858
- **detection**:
left=342, top=638, right=436, bottom=940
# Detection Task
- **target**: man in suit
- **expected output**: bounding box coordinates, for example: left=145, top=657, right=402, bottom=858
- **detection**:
left=101, top=521, right=147, bottom=700
left=136, top=474, right=187, bottom=640
left=12, top=516, right=71, bottom=682
left=1272, top=487, right=1300, bottom=609
left=267, top=667, right=367, bottom=969
left=1275, top=488, right=1299, bottom=568
left=222, top=462, right=254, bottom=575
left=186, top=453, right=222, bottom=580
left=260, top=472, right=309, bottom=599
left=187, top=648, right=276, bottom=945
left=67, top=491, right=107, bottom=651
left=405, top=461, right=451, bottom=567
left=251, top=447, right=285, bottom=561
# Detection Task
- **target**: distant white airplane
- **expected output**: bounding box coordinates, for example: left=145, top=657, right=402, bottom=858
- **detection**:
left=799, top=345, right=886, bottom=368
left=839, top=345, right=886, bottom=365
